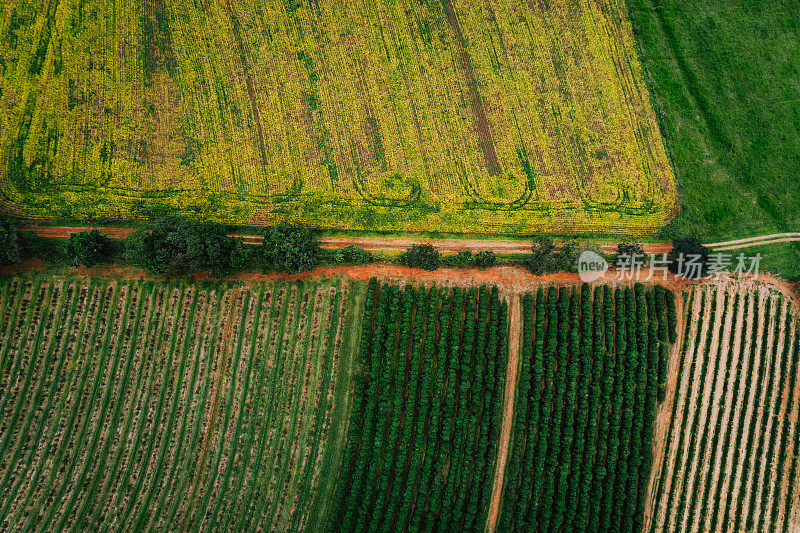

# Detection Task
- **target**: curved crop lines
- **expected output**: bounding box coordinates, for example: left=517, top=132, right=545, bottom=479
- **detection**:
left=0, top=276, right=362, bottom=530
left=0, top=0, right=674, bottom=234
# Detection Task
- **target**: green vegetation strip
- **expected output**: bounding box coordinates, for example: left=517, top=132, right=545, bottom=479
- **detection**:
left=326, top=280, right=508, bottom=532
left=498, top=283, right=676, bottom=533
left=628, top=0, right=800, bottom=278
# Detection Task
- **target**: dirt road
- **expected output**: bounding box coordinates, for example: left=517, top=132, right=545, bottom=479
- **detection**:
left=485, top=293, right=521, bottom=533
left=24, top=226, right=798, bottom=255
left=705, top=233, right=800, bottom=248
left=23, top=226, right=672, bottom=254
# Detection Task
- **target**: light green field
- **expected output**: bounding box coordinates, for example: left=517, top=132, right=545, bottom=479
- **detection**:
left=627, top=0, right=800, bottom=276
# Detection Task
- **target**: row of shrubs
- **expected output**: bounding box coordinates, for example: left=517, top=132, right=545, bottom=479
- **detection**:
left=0, top=216, right=356, bottom=276
left=500, top=285, right=675, bottom=533
left=0, top=215, right=710, bottom=277
left=327, top=281, right=508, bottom=531
left=401, top=236, right=710, bottom=275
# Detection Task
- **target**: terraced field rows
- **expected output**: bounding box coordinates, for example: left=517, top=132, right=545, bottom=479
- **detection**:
left=0, top=275, right=364, bottom=531
left=646, top=282, right=800, bottom=533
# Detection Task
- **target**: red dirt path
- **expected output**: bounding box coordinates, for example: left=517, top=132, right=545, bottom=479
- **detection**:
left=485, top=294, right=520, bottom=533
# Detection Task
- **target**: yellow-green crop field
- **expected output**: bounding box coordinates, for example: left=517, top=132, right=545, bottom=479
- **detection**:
left=0, top=0, right=676, bottom=234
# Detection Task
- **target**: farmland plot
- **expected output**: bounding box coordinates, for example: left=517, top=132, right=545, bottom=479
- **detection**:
left=0, top=0, right=675, bottom=234
left=645, top=281, right=800, bottom=533
left=498, top=283, right=676, bottom=533
left=326, top=281, right=509, bottom=531
left=0, top=275, right=364, bottom=531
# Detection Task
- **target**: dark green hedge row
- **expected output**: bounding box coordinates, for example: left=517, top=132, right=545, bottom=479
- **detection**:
left=498, top=283, right=676, bottom=533
left=326, top=279, right=508, bottom=532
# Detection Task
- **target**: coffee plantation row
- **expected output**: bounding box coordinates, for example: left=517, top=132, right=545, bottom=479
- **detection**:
left=326, top=282, right=509, bottom=532
left=499, top=284, right=675, bottom=533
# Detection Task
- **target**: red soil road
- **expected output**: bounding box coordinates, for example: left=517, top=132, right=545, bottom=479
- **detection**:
left=6, top=260, right=789, bottom=298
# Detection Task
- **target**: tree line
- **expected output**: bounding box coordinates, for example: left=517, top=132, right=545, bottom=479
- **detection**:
left=1, top=215, right=710, bottom=276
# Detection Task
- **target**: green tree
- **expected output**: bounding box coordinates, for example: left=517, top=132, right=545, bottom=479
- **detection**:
left=401, top=244, right=440, bottom=271
left=443, top=249, right=473, bottom=266
left=527, top=237, right=579, bottom=273
left=126, top=216, right=247, bottom=276
left=556, top=242, right=579, bottom=272
left=474, top=250, right=497, bottom=269
left=65, top=229, right=113, bottom=266
left=617, top=241, right=644, bottom=257
left=261, top=222, right=320, bottom=273
left=0, top=216, right=22, bottom=266
left=527, top=236, right=557, bottom=274
left=669, top=236, right=711, bottom=276
left=339, top=244, right=373, bottom=265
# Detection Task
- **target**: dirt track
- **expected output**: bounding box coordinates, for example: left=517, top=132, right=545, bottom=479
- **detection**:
left=23, top=226, right=672, bottom=254
left=705, top=233, right=800, bottom=248
left=642, top=285, right=691, bottom=533
left=24, top=226, right=799, bottom=255
left=485, top=293, right=520, bottom=533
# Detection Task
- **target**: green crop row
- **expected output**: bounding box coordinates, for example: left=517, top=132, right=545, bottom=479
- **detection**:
left=326, top=280, right=508, bottom=532
left=499, top=283, right=675, bottom=533
left=0, top=275, right=361, bottom=531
